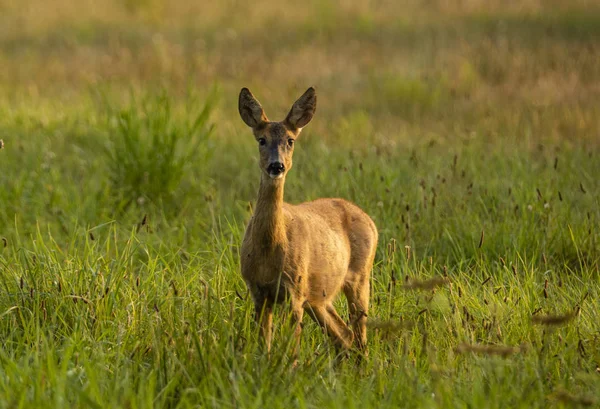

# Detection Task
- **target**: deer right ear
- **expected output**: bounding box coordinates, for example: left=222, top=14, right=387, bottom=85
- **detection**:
left=239, top=88, right=268, bottom=129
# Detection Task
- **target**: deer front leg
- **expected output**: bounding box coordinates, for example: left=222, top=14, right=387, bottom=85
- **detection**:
left=252, top=291, right=274, bottom=356
left=257, top=300, right=273, bottom=355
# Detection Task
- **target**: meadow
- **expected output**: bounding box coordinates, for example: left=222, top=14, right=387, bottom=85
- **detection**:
left=0, top=0, right=599, bottom=407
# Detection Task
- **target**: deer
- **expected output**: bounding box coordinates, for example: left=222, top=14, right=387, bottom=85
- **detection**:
left=238, top=87, right=378, bottom=358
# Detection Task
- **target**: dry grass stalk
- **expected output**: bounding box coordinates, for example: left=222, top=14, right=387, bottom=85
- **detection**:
left=532, top=312, right=575, bottom=326
left=367, top=319, right=413, bottom=332
left=551, top=389, right=596, bottom=407
left=455, top=342, right=524, bottom=357
left=403, top=276, right=449, bottom=291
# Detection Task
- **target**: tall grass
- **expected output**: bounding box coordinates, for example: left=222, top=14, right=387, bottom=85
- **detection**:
left=103, top=89, right=217, bottom=212
left=0, top=0, right=599, bottom=408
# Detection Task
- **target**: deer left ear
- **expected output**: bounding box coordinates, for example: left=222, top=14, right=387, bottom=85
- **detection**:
left=285, top=87, right=317, bottom=130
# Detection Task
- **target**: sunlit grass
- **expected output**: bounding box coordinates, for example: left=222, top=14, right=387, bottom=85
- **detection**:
left=0, top=0, right=599, bottom=408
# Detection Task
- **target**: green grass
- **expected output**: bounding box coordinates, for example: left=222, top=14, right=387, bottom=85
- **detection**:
left=0, top=1, right=599, bottom=408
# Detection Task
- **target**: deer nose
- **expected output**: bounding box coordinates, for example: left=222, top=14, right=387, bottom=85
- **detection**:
left=267, top=162, right=285, bottom=175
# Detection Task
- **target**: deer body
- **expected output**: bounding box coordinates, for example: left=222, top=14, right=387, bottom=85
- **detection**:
left=239, top=87, right=378, bottom=353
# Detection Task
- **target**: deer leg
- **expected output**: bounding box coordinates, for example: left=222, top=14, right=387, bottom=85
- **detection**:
left=289, top=297, right=305, bottom=366
left=344, top=277, right=370, bottom=353
left=254, top=297, right=274, bottom=356
left=325, top=304, right=355, bottom=349
left=306, top=304, right=354, bottom=350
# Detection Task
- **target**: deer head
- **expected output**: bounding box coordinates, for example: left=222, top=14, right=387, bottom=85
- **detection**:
left=239, top=87, right=317, bottom=180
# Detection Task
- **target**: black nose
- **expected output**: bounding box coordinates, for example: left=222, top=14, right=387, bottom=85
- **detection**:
left=267, top=162, right=285, bottom=174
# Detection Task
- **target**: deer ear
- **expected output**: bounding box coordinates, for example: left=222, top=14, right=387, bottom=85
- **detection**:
left=285, top=87, right=317, bottom=130
left=239, top=88, right=268, bottom=128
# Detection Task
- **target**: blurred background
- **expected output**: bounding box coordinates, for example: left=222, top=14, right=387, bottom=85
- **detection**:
left=1, top=0, right=599, bottom=141
left=0, top=0, right=598, bottom=257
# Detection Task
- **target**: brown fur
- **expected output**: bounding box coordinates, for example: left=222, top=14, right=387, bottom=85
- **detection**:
left=238, top=87, right=378, bottom=355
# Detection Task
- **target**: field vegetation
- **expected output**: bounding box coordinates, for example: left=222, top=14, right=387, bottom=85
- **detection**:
left=0, top=0, right=599, bottom=407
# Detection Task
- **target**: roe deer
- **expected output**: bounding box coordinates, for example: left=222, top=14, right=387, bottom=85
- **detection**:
left=238, top=87, right=378, bottom=356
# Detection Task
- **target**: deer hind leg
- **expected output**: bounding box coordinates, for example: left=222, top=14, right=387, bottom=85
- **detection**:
left=288, top=298, right=305, bottom=366
left=306, top=304, right=354, bottom=350
left=343, top=272, right=370, bottom=353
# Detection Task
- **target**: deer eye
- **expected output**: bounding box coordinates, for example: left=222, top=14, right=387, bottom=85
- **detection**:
left=258, top=138, right=266, bottom=146
left=287, top=138, right=295, bottom=147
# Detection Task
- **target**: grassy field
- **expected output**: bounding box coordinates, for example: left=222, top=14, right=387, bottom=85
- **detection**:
left=0, top=0, right=599, bottom=407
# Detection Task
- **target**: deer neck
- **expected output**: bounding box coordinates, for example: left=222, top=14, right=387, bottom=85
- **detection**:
left=252, top=173, right=288, bottom=251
